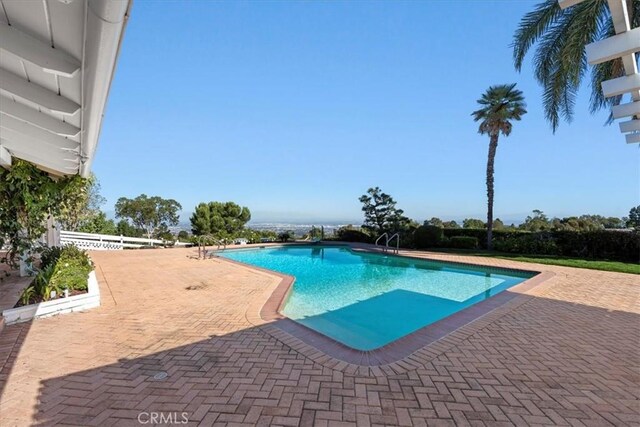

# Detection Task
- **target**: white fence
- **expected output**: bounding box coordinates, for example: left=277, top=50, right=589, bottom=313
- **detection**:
left=60, top=230, right=164, bottom=251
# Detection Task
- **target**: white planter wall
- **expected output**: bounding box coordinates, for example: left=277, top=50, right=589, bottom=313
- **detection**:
left=2, top=270, right=100, bottom=325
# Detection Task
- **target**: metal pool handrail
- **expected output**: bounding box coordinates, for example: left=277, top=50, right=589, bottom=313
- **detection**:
left=375, top=232, right=389, bottom=247
left=375, top=232, right=400, bottom=253
left=387, top=233, right=400, bottom=254
left=198, top=235, right=226, bottom=259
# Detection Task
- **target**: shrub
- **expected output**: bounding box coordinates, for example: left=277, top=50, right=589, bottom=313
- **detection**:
left=493, top=234, right=558, bottom=255
left=49, top=246, right=93, bottom=292
left=413, top=225, right=443, bottom=248
left=40, top=246, right=62, bottom=269
left=278, top=231, right=294, bottom=243
left=448, top=236, right=478, bottom=249
left=553, top=230, right=639, bottom=262
left=334, top=227, right=372, bottom=243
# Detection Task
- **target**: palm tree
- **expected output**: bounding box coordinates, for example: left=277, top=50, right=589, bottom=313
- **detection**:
left=512, top=0, right=639, bottom=132
left=472, top=84, right=527, bottom=250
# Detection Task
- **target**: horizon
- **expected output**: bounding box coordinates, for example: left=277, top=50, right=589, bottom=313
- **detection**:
left=94, top=1, right=639, bottom=223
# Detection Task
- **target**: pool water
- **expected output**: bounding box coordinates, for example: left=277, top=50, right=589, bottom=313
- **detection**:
left=220, top=245, right=534, bottom=351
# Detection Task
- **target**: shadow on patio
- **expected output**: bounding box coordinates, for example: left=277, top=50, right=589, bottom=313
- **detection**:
left=25, top=295, right=640, bottom=426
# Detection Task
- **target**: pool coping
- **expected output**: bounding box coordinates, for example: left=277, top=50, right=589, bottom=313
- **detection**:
left=218, top=243, right=556, bottom=373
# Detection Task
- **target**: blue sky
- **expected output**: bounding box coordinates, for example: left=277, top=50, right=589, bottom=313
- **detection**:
left=94, top=0, right=639, bottom=224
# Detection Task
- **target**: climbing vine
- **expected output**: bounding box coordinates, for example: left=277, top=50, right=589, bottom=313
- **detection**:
left=0, top=160, right=88, bottom=268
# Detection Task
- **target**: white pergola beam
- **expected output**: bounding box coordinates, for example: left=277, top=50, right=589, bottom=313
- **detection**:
left=0, top=96, right=80, bottom=136
left=612, top=101, right=640, bottom=118
left=0, top=144, right=11, bottom=167
left=601, top=73, right=640, bottom=98
left=626, top=132, right=640, bottom=144
left=619, top=119, right=640, bottom=133
left=0, top=69, right=80, bottom=115
left=0, top=114, right=80, bottom=150
left=0, top=128, right=79, bottom=158
left=0, top=22, right=80, bottom=78
left=558, top=0, right=585, bottom=9
left=607, top=0, right=631, bottom=33
left=586, top=27, right=640, bottom=65
left=0, top=139, right=78, bottom=174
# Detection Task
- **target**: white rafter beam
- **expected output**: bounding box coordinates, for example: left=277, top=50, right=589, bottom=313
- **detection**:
left=608, top=0, right=632, bottom=33
left=602, top=73, right=640, bottom=98
left=0, top=144, right=11, bottom=168
left=619, top=119, right=640, bottom=133
left=0, top=96, right=80, bottom=136
left=612, top=100, right=640, bottom=118
left=0, top=139, right=78, bottom=175
left=0, top=114, right=80, bottom=150
left=0, top=22, right=80, bottom=78
left=558, top=0, right=586, bottom=9
left=586, top=27, right=640, bottom=65
left=0, top=69, right=80, bottom=115
left=626, top=132, right=640, bottom=144
left=1, top=137, right=78, bottom=165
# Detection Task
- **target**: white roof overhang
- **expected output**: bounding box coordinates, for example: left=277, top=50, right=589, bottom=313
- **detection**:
left=0, top=0, right=132, bottom=177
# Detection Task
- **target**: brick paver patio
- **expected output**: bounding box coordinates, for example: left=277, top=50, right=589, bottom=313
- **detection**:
left=0, top=246, right=638, bottom=426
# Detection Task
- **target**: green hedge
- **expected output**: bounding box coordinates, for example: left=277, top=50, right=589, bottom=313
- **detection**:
left=414, top=225, right=444, bottom=249
left=448, top=236, right=479, bottom=249
left=332, top=224, right=639, bottom=263
left=552, top=230, right=639, bottom=262
left=444, top=229, right=639, bottom=262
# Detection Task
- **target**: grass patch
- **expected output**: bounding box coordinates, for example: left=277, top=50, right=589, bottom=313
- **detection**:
left=429, top=249, right=640, bottom=274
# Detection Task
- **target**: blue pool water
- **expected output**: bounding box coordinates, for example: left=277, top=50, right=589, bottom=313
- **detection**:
left=220, top=246, right=534, bottom=350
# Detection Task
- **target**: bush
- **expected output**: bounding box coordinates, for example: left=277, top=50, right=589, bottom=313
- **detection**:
left=18, top=245, right=92, bottom=306
left=334, top=227, right=372, bottom=243
left=49, top=246, right=93, bottom=292
left=448, top=236, right=478, bottom=249
left=493, top=233, right=558, bottom=255
left=413, top=225, right=443, bottom=249
left=40, top=246, right=62, bottom=269
left=278, top=231, right=293, bottom=243
left=553, top=230, right=639, bottom=262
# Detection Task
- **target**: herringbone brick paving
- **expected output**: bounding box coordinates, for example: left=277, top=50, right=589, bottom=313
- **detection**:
left=0, top=247, right=638, bottom=426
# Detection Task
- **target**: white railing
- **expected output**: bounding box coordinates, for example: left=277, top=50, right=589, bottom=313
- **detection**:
left=60, top=230, right=164, bottom=251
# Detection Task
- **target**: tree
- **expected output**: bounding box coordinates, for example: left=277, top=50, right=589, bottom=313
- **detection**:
left=77, top=211, right=117, bottom=235
left=463, top=218, right=485, bottom=229
left=0, top=160, right=90, bottom=267
left=442, top=220, right=460, bottom=229
left=472, top=84, right=527, bottom=250
left=425, top=217, right=444, bottom=227
left=57, top=174, right=106, bottom=231
left=359, top=187, right=410, bottom=236
left=520, top=210, right=552, bottom=232
left=116, top=219, right=144, bottom=238
left=115, top=194, right=181, bottom=239
left=512, top=0, right=639, bottom=131
left=177, top=230, right=189, bottom=240
left=190, top=201, right=251, bottom=237
left=278, top=230, right=294, bottom=242
left=493, top=218, right=506, bottom=230
left=628, top=206, right=640, bottom=228
left=304, top=226, right=322, bottom=240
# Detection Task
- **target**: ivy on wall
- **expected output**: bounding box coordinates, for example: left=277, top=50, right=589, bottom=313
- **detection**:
left=0, top=160, right=88, bottom=268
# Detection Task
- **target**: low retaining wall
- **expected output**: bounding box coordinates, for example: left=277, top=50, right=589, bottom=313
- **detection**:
left=2, top=270, right=100, bottom=325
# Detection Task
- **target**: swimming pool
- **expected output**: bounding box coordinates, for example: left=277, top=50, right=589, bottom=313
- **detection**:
left=220, top=245, right=535, bottom=351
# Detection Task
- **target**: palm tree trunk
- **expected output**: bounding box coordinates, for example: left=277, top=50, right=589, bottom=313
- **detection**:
left=486, top=134, right=499, bottom=250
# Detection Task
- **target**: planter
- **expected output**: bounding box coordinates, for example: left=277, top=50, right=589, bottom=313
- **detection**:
left=2, top=270, right=100, bottom=325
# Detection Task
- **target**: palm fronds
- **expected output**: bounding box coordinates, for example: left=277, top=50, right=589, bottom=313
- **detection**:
left=511, top=0, right=639, bottom=131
